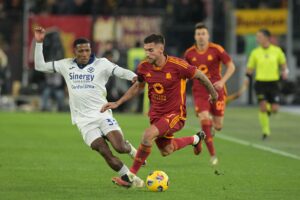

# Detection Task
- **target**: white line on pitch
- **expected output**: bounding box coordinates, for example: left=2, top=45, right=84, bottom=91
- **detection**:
left=185, top=126, right=300, bottom=161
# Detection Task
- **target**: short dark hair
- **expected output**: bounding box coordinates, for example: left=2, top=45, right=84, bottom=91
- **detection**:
left=144, top=34, right=165, bottom=45
left=73, top=38, right=90, bottom=48
left=258, top=29, right=271, bottom=38
left=195, top=22, right=208, bottom=31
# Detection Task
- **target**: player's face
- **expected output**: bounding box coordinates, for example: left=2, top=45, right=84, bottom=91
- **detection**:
left=74, top=43, right=92, bottom=65
left=256, top=32, right=268, bottom=46
left=144, top=42, right=164, bottom=65
left=195, top=28, right=209, bottom=47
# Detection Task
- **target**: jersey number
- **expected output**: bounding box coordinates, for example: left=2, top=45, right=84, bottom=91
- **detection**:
left=198, top=64, right=210, bottom=78
left=216, top=100, right=225, bottom=111
left=106, top=118, right=118, bottom=126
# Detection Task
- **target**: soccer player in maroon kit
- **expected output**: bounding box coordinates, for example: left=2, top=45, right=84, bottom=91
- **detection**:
left=184, top=23, right=235, bottom=166
left=101, top=34, right=218, bottom=188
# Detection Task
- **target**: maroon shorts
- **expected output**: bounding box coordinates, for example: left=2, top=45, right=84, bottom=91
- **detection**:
left=151, top=113, right=185, bottom=150
left=193, top=89, right=226, bottom=116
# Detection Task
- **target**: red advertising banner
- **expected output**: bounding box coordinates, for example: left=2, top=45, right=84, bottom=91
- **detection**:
left=93, top=16, right=162, bottom=52
left=27, top=15, right=92, bottom=67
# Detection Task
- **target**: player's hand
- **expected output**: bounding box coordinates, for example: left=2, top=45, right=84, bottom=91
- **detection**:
left=208, top=92, right=218, bottom=103
left=100, top=102, right=119, bottom=113
left=34, top=26, right=46, bottom=43
left=281, top=70, right=288, bottom=80
left=131, top=76, right=138, bottom=84
left=213, top=80, right=225, bottom=91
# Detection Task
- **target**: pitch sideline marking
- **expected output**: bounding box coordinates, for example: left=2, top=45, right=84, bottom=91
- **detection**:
left=186, top=126, right=300, bottom=161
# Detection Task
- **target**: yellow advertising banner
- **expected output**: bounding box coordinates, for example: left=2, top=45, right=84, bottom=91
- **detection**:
left=235, top=9, right=287, bottom=35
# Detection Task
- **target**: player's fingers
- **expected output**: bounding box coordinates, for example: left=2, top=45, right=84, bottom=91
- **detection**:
left=34, top=27, right=45, bottom=33
left=100, top=105, right=108, bottom=113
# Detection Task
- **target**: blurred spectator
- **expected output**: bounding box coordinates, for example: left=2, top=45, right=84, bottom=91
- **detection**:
left=98, top=40, right=120, bottom=63
left=0, top=44, right=8, bottom=95
left=3, top=0, right=22, bottom=19
left=40, top=73, right=66, bottom=111
left=30, top=0, right=62, bottom=15
left=127, top=41, right=146, bottom=113
left=144, top=0, right=166, bottom=9
left=0, top=45, right=7, bottom=69
left=39, top=29, right=66, bottom=111
left=66, top=0, right=92, bottom=15
left=173, top=0, right=206, bottom=23
left=99, top=40, right=129, bottom=112
left=91, top=0, right=117, bottom=15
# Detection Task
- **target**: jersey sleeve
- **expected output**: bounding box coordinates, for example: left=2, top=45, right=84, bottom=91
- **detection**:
left=247, top=51, right=256, bottom=69
left=277, top=48, right=286, bottom=65
left=101, top=58, right=117, bottom=76
left=35, top=42, right=66, bottom=75
left=136, top=63, right=145, bottom=82
left=53, top=59, right=67, bottom=74
left=219, top=49, right=231, bottom=64
left=179, top=63, right=197, bottom=79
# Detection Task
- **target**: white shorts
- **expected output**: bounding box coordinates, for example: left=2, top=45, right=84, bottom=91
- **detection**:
left=78, top=116, right=122, bottom=146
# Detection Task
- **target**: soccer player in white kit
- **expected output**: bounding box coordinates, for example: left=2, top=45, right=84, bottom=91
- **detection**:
left=34, top=26, right=144, bottom=188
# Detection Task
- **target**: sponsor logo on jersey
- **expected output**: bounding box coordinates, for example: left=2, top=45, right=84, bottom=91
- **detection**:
left=192, top=57, right=197, bottom=62
left=208, top=54, right=213, bottom=61
left=69, top=72, right=95, bottom=82
left=87, top=67, right=95, bottom=73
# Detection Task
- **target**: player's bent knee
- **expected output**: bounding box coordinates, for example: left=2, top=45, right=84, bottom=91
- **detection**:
left=114, top=144, right=128, bottom=154
left=199, top=114, right=210, bottom=121
left=159, top=145, right=173, bottom=157
left=214, top=125, right=223, bottom=131
left=90, top=140, right=101, bottom=152
left=160, top=151, right=171, bottom=157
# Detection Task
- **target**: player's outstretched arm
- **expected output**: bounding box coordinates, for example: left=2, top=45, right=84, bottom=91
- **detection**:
left=194, top=69, right=218, bottom=102
left=100, top=81, right=143, bottom=112
left=113, top=66, right=137, bottom=83
left=34, top=26, right=56, bottom=73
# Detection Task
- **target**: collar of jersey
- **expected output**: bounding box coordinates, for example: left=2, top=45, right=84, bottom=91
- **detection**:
left=153, top=55, right=169, bottom=70
left=195, top=44, right=209, bottom=55
left=74, top=54, right=95, bottom=69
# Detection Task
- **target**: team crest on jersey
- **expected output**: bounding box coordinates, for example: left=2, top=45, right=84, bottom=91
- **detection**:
left=192, top=57, right=197, bottom=62
left=87, top=67, right=95, bottom=73
left=166, top=73, right=172, bottom=79
left=153, top=83, right=164, bottom=94
left=146, top=73, right=151, bottom=77
left=207, top=54, right=213, bottom=61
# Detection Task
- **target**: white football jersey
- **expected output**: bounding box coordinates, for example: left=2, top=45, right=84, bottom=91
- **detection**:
left=35, top=43, right=136, bottom=128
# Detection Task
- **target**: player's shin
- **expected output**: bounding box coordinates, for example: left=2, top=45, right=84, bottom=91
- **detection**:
left=172, top=137, right=194, bottom=151
left=259, top=111, right=270, bottom=136
left=201, top=119, right=215, bottom=156
left=130, top=144, right=151, bottom=174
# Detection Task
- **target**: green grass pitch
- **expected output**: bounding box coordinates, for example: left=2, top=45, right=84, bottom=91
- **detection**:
left=0, top=107, right=299, bottom=200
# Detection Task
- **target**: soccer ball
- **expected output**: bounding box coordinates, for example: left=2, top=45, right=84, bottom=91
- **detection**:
left=146, top=170, right=169, bottom=192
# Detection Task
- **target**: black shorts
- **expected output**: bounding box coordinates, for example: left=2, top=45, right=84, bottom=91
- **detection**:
left=254, top=81, right=280, bottom=104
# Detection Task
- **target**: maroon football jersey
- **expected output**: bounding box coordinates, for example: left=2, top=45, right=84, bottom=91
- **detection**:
left=184, top=42, right=231, bottom=95
left=137, top=56, right=196, bottom=121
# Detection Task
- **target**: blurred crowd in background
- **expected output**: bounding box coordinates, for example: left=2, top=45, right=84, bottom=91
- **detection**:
left=0, top=0, right=299, bottom=112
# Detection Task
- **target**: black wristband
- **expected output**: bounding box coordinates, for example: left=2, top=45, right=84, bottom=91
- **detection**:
left=245, top=73, right=252, bottom=79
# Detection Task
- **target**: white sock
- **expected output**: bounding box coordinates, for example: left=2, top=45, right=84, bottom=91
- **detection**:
left=193, top=135, right=199, bottom=145
left=118, top=164, right=129, bottom=177
left=127, top=141, right=137, bottom=158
